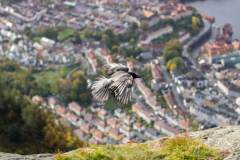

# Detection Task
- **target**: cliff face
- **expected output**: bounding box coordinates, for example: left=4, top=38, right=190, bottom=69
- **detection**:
left=189, top=126, right=240, bottom=160
left=1, top=126, right=240, bottom=160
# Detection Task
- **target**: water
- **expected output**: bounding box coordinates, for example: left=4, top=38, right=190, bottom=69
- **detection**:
left=187, top=0, right=240, bottom=39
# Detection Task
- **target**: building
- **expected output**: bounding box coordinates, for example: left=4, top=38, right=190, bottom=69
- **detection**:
left=217, top=80, right=240, bottom=98
left=109, top=128, right=123, bottom=141
left=55, top=106, right=66, bottom=118
left=32, top=95, right=45, bottom=105
left=65, top=112, right=78, bottom=126
left=97, top=108, right=108, bottom=120
left=154, top=118, right=179, bottom=136
left=74, top=128, right=85, bottom=140
left=68, top=102, right=82, bottom=116
left=202, top=40, right=240, bottom=63
left=132, top=103, right=153, bottom=124
left=48, top=97, right=59, bottom=109
left=211, top=51, right=240, bottom=68
left=95, top=119, right=109, bottom=133
left=135, top=79, right=161, bottom=112
left=163, top=91, right=177, bottom=109
left=92, top=129, right=105, bottom=143
left=107, top=117, right=119, bottom=129
left=80, top=123, right=92, bottom=134
left=86, top=49, right=98, bottom=73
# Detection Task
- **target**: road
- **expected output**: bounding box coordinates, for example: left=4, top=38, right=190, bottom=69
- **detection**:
left=0, top=6, right=46, bottom=22
left=182, top=19, right=212, bottom=73
left=157, top=57, right=185, bottom=109
left=155, top=20, right=212, bottom=110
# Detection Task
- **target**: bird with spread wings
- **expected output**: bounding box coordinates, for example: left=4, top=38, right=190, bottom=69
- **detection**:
left=90, top=63, right=141, bottom=104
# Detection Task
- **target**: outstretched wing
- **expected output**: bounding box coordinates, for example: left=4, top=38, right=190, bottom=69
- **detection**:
left=106, top=63, right=129, bottom=75
left=110, top=72, right=133, bottom=104
left=91, top=76, right=113, bottom=101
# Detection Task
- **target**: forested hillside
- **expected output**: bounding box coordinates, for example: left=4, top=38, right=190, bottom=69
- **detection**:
left=0, top=60, right=84, bottom=154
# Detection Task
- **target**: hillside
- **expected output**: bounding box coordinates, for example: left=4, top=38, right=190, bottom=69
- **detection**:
left=1, top=126, right=240, bottom=160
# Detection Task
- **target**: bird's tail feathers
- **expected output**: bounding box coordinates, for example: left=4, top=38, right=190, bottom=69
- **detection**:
left=91, top=76, right=112, bottom=101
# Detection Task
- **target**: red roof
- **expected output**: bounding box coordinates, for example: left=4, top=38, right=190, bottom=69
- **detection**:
left=154, top=119, right=179, bottom=135
left=92, top=129, right=104, bottom=140
left=56, top=106, right=66, bottom=116
left=68, top=102, right=82, bottom=114
left=65, top=112, right=78, bottom=122
left=151, top=64, right=164, bottom=82
left=80, top=123, right=91, bottom=133
left=107, top=117, right=118, bottom=128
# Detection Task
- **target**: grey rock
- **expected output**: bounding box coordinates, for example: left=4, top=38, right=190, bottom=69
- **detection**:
left=0, top=153, right=53, bottom=160
left=189, top=126, right=240, bottom=160
left=1, top=126, right=240, bottom=160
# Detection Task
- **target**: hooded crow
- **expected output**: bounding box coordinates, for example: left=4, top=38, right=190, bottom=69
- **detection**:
left=91, top=63, right=141, bottom=104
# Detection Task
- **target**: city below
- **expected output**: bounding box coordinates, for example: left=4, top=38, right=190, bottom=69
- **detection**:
left=0, top=0, right=240, bottom=147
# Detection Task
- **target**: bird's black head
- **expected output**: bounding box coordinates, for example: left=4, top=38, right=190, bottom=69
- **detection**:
left=129, top=72, right=141, bottom=79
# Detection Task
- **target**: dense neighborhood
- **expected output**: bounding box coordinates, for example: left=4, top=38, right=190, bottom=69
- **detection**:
left=0, top=0, right=240, bottom=146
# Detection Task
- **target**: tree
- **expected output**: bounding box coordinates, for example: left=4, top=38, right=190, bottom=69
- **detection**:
left=0, top=60, right=84, bottom=154
left=41, top=28, right=58, bottom=41
left=58, top=71, right=92, bottom=106
left=166, top=57, right=184, bottom=73
left=164, top=39, right=182, bottom=55
left=192, top=16, right=201, bottom=32
left=163, top=50, right=181, bottom=64
left=43, top=117, right=84, bottom=152
left=163, top=39, right=182, bottom=64
left=6, top=124, right=22, bottom=142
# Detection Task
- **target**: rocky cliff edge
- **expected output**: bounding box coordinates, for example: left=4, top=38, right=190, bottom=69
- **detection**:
left=1, top=126, right=240, bottom=160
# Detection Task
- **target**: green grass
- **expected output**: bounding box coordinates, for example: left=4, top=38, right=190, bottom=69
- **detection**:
left=57, top=28, right=76, bottom=41
left=33, top=64, right=79, bottom=85
left=32, top=64, right=80, bottom=95
left=55, top=137, right=225, bottom=160
left=34, top=70, right=61, bottom=87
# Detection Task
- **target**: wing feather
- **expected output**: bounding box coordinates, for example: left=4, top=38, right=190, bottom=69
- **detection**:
left=91, top=76, right=113, bottom=101
left=110, top=72, right=133, bottom=104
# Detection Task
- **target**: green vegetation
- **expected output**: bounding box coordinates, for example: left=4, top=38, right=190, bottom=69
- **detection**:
left=166, top=57, right=184, bottom=73
left=56, top=137, right=224, bottom=160
left=25, top=27, right=76, bottom=42
left=139, top=65, right=153, bottom=88
left=25, top=23, right=143, bottom=58
left=0, top=61, right=84, bottom=154
left=57, top=70, right=91, bottom=106
left=57, top=28, right=76, bottom=42
left=173, top=14, right=203, bottom=36
left=33, top=67, right=91, bottom=106
left=160, top=137, right=223, bottom=160
left=192, top=16, right=202, bottom=33
left=157, top=94, right=168, bottom=109
left=0, top=60, right=91, bottom=108
left=163, top=39, right=184, bottom=73
left=151, top=14, right=204, bottom=44
left=149, top=19, right=174, bottom=31
left=152, top=32, right=178, bottom=44
left=78, top=24, right=143, bottom=57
